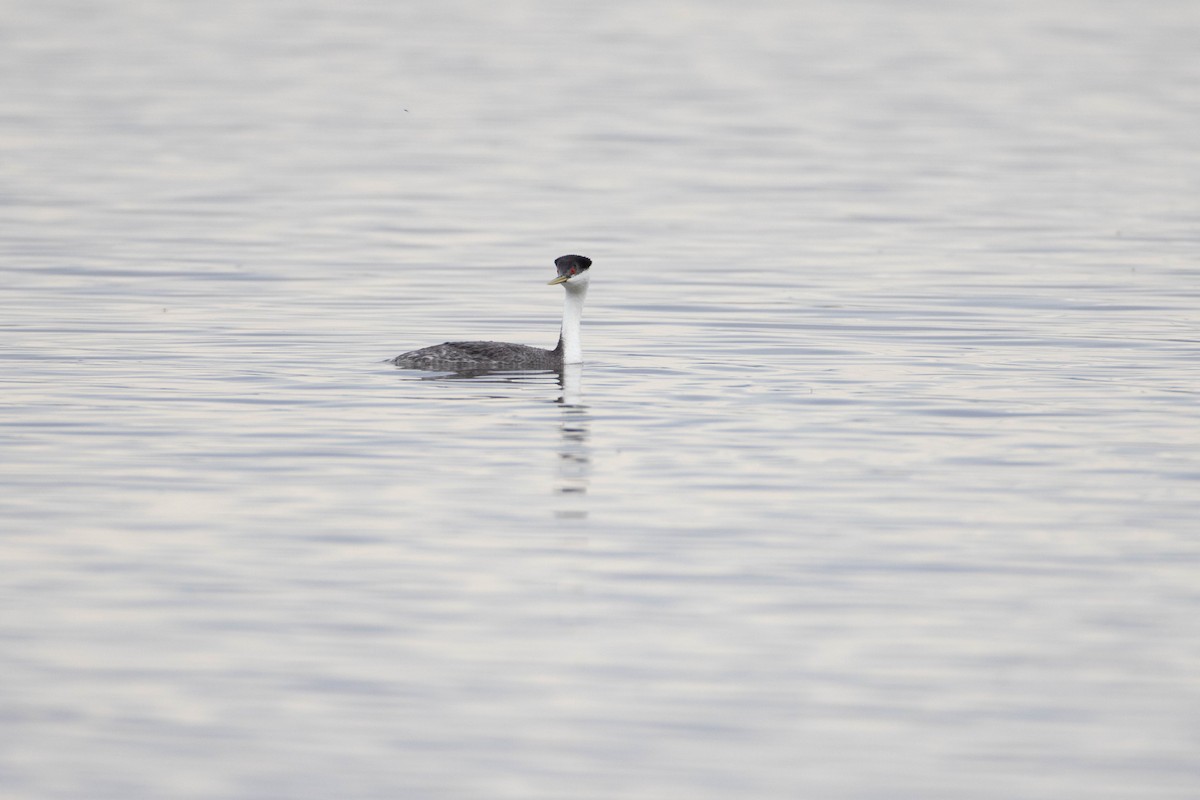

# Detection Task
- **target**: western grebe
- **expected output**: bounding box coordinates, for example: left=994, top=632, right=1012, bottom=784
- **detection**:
left=391, top=254, right=592, bottom=371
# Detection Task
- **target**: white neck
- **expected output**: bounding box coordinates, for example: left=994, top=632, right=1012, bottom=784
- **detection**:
left=558, top=277, right=589, bottom=364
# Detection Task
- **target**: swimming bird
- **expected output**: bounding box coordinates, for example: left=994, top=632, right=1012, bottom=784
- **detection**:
left=391, top=254, right=592, bottom=371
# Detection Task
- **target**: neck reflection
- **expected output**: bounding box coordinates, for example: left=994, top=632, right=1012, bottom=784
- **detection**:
left=555, top=363, right=590, bottom=520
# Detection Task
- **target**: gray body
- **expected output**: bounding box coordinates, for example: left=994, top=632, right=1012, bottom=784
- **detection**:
left=391, top=339, right=563, bottom=371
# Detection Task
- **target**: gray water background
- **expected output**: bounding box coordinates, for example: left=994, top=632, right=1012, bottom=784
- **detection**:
left=2, top=0, right=1199, bottom=797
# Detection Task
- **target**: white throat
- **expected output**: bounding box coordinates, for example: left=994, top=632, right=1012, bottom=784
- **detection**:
left=558, top=275, right=589, bottom=364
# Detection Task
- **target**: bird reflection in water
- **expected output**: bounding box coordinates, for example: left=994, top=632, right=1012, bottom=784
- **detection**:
left=394, top=363, right=592, bottom=520
left=555, top=363, right=591, bottom=521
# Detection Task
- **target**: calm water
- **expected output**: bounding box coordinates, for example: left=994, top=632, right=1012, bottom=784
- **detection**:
left=3, top=0, right=1200, bottom=797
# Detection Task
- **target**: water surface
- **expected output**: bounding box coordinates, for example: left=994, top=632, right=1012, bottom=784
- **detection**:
left=2, top=1, right=1199, bottom=798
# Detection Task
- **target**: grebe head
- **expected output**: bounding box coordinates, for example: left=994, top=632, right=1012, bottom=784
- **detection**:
left=548, top=254, right=592, bottom=289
